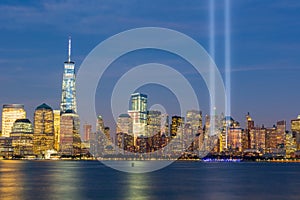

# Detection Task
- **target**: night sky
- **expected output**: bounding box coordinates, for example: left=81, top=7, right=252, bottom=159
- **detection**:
left=1, top=0, right=300, bottom=131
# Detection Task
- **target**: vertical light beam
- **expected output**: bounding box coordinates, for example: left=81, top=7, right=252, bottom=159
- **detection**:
left=209, top=0, right=216, bottom=138
left=225, top=0, right=231, bottom=149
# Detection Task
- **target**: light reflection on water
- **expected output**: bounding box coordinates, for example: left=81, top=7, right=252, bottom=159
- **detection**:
left=0, top=161, right=300, bottom=200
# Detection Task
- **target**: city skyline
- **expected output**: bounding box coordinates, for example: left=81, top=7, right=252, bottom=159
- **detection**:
left=1, top=1, right=300, bottom=130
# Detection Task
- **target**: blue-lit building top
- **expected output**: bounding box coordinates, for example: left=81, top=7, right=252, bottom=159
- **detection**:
left=60, top=37, right=77, bottom=113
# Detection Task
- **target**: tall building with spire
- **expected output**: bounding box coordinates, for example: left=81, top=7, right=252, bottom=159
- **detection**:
left=60, top=37, right=77, bottom=113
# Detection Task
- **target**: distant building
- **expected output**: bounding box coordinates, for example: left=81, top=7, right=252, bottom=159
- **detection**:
left=60, top=37, right=77, bottom=113
left=128, top=93, right=147, bottom=137
left=10, top=119, right=34, bottom=157
left=147, top=110, right=162, bottom=137
left=1, top=104, right=26, bottom=137
left=83, top=124, right=92, bottom=141
left=171, top=116, right=184, bottom=138
left=60, top=110, right=81, bottom=156
left=291, top=115, right=300, bottom=150
left=116, top=114, right=133, bottom=153
left=53, top=110, right=61, bottom=151
left=33, top=103, right=55, bottom=156
left=186, top=110, right=202, bottom=135
left=0, top=137, right=13, bottom=158
left=249, top=126, right=266, bottom=153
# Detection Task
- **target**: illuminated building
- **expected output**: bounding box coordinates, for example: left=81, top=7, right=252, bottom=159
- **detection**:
left=291, top=115, right=300, bottom=150
left=171, top=116, right=184, bottom=138
left=186, top=110, right=202, bottom=135
left=128, top=93, right=147, bottom=137
left=83, top=124, right=92, bottom=141
left=60, top=110, right=81, bottom=156
left=60, top=37, right=77, bottom=113
left=97, top=115, right=105, bottom=133
left=10, top=119, right=34, bottom=156
left=243, top=112, right=254, bottom=149
left=285, top=131, right=296, bottom=158
left=227, top=127, right=242, bottom=152
left=116, top=114, right=133, bottom=153
left=53, top=110, right=61, bottom=151
left=249, top=126, right=266, bottom=153
left=33, top=103, right=55, bottom=156
left=161, top=114, right=169, bottom=137
left=147, top=110, right=161, bottom=137
left=0, top=137, right=13, bottom=158
left=1, top=104, right=26, bottom=137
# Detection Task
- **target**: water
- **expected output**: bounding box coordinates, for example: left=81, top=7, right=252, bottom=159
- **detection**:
left=0, top=161, right=299, bottom=200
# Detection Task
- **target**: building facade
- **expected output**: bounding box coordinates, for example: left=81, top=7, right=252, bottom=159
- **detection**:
left=1, top=104, right=26, bottom=137
left=33, top=103, right=55, bottom=156
left=10, top=119, right=34, bottom=157
left=60, top=37, right=77, bottom=113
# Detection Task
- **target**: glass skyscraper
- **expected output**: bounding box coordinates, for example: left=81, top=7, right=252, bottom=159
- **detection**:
left=1, top=104, right=26, bottom=137
left=128, top=93, right=148, bottom=137
left=60, top=37, right=77, bottom=113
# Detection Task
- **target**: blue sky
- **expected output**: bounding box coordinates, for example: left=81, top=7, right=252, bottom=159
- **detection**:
left=1, top=0, right=300, bottom=130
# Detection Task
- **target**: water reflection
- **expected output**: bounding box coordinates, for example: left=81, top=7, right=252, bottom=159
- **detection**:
left=124, top=173, right=151, bottom=200
left=0, top=160, right=25, bottom=200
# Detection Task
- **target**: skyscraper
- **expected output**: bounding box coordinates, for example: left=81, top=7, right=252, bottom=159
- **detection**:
left=147, top=110, right=162, bottom=137
left=10, top=119, right=34, bottom=157
left=171, top=116, right=184, bottom=137
left=33, top=103, right=55, bottom=156
left=128, top=93, right=147, bottom=137
left=53, top=110, right=61, bottom=151
left=60, top=110, right=81, bottom=156
left=1, top=104, right=26, bottom=137
left=291, top=115, right=300, bottom=150
left=186, top=110, right=202, bottom=135
left=60, top=37, right=77, bottom=113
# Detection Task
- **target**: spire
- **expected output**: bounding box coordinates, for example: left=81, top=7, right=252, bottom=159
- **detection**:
left=68, top=36, right=71, bottom=62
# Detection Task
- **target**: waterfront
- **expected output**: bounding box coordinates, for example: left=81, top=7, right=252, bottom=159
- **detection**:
left=0, top=161, right=299, bottom=200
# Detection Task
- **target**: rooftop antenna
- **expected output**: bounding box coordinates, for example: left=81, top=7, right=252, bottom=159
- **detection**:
left=68, top=36, right=71, bottom=62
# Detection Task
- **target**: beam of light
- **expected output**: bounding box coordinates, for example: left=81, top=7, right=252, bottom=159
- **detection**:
left=225, top=0, right=231, bottom=149
left=209, top=0, right=216, bottom=140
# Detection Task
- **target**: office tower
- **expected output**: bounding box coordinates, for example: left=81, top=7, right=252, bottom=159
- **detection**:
left=291, top=115, right=300, bottom=150
left=285, top=131, right=296, bottom=158
left=97, top=115, right=105, bottom=132
left=1, top=104, right=26, bottom=137
left=265, top=125, right=277, bottom=153
left=147, top=110, right=162, bottom=137
left=60, top=37, right=77, bottom=113
left=33, top=103, right=55, bottom=156
left=60, top=110, right=81, bottom=156
left=128, top=93, right=147, bottom=137
left=186, top=110, right=202, bottom=135
left=220, top=116, right=240, bottom=152
left=249, top=126, right=266, bottom=153
left=171, top=116, right=184, bottom=137
left=116, top=114, right=133, bottom=153
left=10, top=119, right=34, bottom=157
left=227, top=127, right=243, bottom=152
left=83, top=124, right=92, bottom=141
left=161, top=114, right=169, bottom=136
left=0, top=137, right=13, bottom=158
left=53, top=110, right=61, bottom=151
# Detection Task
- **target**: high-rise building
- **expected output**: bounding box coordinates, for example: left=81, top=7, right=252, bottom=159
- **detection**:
left=10, top=119, right=34, bottom=157
left=116, top=114, right=133, bottom=153
left=60, top=37, right=77, bottom=113
left=291, top=115, right=300, bottom=150
left=33, top=103, right=55, bottom=156
left=1, top=104, right=26, bottom=137
left=60, top=110, right=81, bottom=156
left=53, top=110, right=61, bottom=151
left=171, top=116, right=184, bottom=138
left=83, top=124, right=92, bottom=141
left=128, top=93, right=147, bottom=137
left=147, top=110, right=162, bottom=137
left=249, top=126, right=266, bottom=153
left=186, top=110, right=202, bottom=135
left=97, top=115, right=105, bottom=133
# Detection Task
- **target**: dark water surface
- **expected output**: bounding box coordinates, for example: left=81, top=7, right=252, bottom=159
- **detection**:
left=0, top=160, right=299, bottom=200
